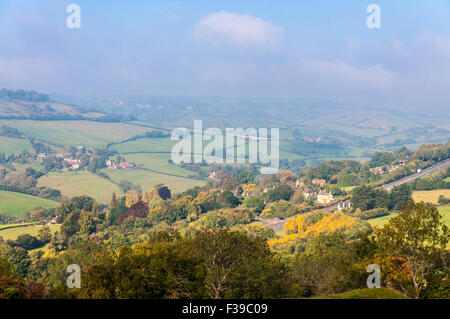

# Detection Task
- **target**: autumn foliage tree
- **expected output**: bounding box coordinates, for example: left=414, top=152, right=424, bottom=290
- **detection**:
left=117, top=201, right=149, bottom=224
left=125, top=190, right=140, bottom=208
left=374, top=202, right=449, bottom=298
left=0, top=256, right=45, bottom=299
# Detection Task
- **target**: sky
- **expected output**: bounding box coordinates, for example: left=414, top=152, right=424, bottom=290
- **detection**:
left=0, top=0, right=450, bottom=113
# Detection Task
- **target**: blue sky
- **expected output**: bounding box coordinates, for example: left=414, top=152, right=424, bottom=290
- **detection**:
left=1, top=0, right=450, bottom=112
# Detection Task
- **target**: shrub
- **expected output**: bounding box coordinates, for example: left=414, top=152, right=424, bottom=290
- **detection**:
left=438, top=195, right=449, bottom=205
left=14, top=234, right=43, bottom=250
left=243, top=196, right=265, bottom=213
left=352, top=207, right=389, bottom=220
left=261, top=200, right=297, bottom=219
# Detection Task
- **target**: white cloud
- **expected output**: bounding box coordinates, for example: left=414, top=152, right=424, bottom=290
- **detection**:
left=193, top=12, right=283, bottom=50
left=414, top=33, right=450, bottom=59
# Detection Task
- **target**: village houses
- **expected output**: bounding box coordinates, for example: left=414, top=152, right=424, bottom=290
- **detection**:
left=208, top=171, right=220, bottom=180
left=106, top=159, right=136, bottom=170
left=312, top=179, right=326, bottom=185
left=64, top=158, right=80, bottom=170
left=317, top=192, right=333, bottom=204
left=337, top=201, right=352, bottom=211
left=303, top=189, right=316, bottom=199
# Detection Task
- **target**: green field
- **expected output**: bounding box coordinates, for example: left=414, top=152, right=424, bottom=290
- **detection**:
left=37, top=171, right=123, bottom=204
left=0, top=191, right=59, bottom=217
left=368, top=213, right=398, bottom=228
left=280, top=140, right=367, bottom=162
left=0, top=224, right=60, bottom=241
left=439, top=205, right=450, bottom=227
left=0, top=136, right=32, bottom=155
left=13, top=161, right=44, bottom=172
left=321, top=123, right=385, bottom=138
left=111, top=137, right=175, bottom=153
left=122, top=153, right=199, bottom=177
left=0, top=120, right=154, bottom=147
left=369, top=205, right=450, bottom=229
left=101, top=168, right=205, bottom=194
left=2, top=162, right=45, bottom=179
left=38, top=168, right=205, bottom=202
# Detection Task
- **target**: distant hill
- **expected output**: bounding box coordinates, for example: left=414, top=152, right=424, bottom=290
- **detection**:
left=57, top=94, right=450, bottom=153
left=0, top=89, right=124, bottom=122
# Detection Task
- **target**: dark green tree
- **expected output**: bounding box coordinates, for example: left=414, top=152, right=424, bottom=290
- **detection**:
left=265, top=184, right=294, bottom=202
left=389, top=184, right=412, bottom=210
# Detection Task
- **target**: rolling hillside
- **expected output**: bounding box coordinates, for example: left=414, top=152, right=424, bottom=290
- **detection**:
left=0, top=120, right=155, bottom=148
left=0, top=89, right=116, bottom=121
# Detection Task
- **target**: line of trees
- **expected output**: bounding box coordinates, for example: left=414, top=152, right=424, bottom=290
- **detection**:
left=351, top=184, right=412, bottom=212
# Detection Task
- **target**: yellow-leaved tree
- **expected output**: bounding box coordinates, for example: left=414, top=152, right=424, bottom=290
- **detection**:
left=125, top=190, right=140, bottom=208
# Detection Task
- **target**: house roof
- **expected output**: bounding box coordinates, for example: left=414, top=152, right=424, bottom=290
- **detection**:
left=318, top=192, right=332, bottom=196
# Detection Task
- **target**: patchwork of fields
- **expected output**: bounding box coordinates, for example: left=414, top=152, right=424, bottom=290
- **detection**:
left=0, top=119, right=208, bottom=209
left=0, top=118, right=448, bottom=219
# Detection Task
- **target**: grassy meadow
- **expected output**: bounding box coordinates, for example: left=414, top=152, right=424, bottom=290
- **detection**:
left=101, top=168, right=205, bottom=194
left=368, top=213, right=397, bottom=228
left=369, top=204, right=450, bottom=229
left=0, top=120, right=154, bottom=147
left=37, top=171, right=123, bottom=204
left=0, top=191, right=59, bottom=217
left=111, top=137, right=175, bottom=153
left=439, top=204, right=450, bottom=227
left=0, top=224, right=60, bottom=241
left=121, top=153, right=198, bottom=177
left=0, top=136, right=32, bottom=155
